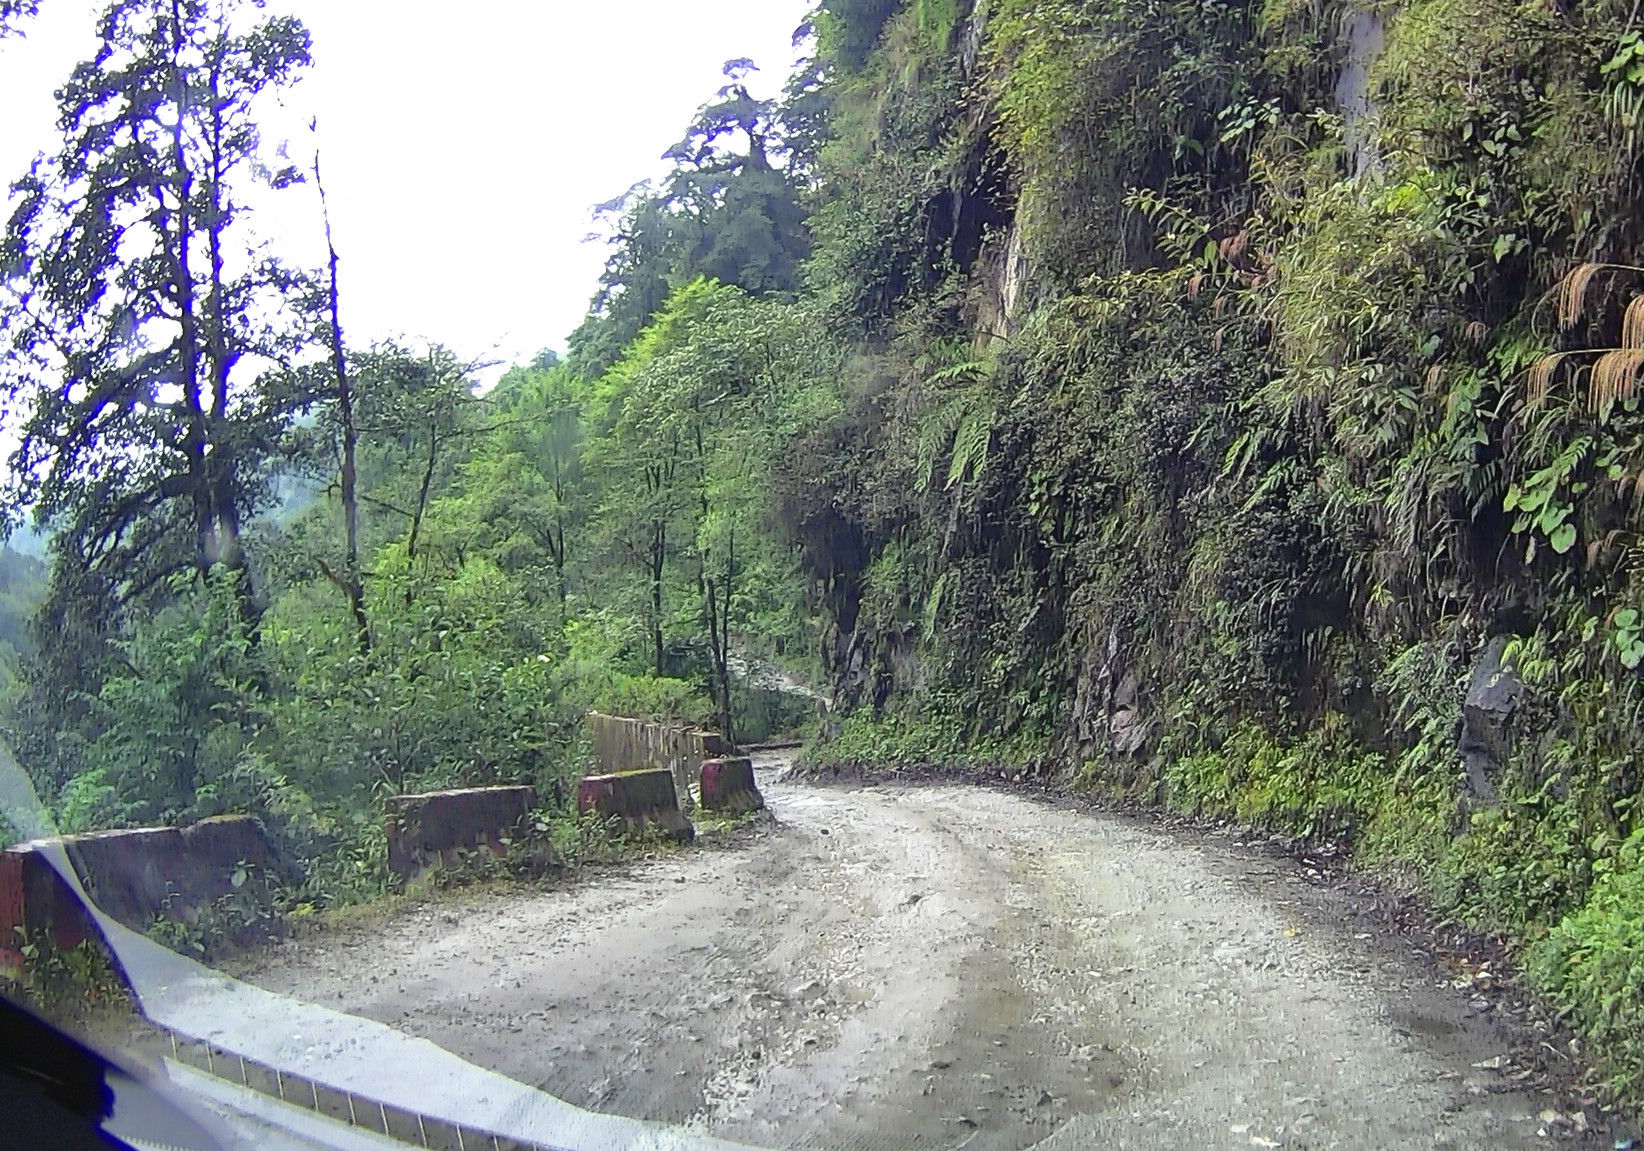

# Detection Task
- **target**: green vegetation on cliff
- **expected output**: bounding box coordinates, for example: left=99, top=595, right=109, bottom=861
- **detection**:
left=778, top=0, right=1644, bottom=1100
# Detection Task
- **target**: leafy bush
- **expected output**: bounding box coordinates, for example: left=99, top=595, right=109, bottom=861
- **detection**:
left=1160, top=721, right=1387, bottom=842
left=1437, top=782, right=1606, bottom=935
left=802, top=707, right=1048, bottom=773
left=6, top=935, right=125, bottom=1020
left=1529, top=826, right=1644, bottom=1099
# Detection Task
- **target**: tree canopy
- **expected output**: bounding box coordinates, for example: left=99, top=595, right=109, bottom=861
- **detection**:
left=567, top=60, right=810, bottom=379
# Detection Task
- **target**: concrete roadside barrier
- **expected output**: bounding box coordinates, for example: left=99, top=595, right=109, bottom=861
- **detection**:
left=0, top=814, right=286, bottom=969
left=384, top=785, right=538, bottom=880
left=0, top=842, right=94, bottom=965
left=698, top=757, right=765, bottom=815
left=692, top=730, right=734, bottom=758
left=575, top=770, right=695, bottom=842
left=586, top=713, right=738, bottom=810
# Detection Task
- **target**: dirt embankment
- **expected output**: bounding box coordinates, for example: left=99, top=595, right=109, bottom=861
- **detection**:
left=238, top=763, right=1625, bottom=1149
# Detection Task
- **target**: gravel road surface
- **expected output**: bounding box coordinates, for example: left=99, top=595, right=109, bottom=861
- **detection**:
left=239, top=759, right=1579, bottom=1150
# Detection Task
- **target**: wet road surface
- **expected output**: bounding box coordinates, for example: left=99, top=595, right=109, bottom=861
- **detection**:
left=240, top=762, right=1571, bottom=1150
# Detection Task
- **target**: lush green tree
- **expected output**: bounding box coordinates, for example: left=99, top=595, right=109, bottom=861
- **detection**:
left=64, top=569, right=264, bottom=830
left=427, top=362, right=588, bottom=608
left=584, top=279, right=834, bottom=737
left=265, top=343, right=498, bottom=647
left=0, top=0, right=312, bottom=803
left=345, top=345, right=494, bottom=567
left=809, top=0, right=901, bottom=72
left=584, top=315, right=692, bottom=677
left=0, top=546, right=46, bottom=711
left=1, top=0, right=313, bottom=613
left=665, top=60, right=811, bottom=293
left=0, top=0, right=829, bottom=948
left=569, top=62, right=810, bottom=379
left=262, top=547, right=573, bottom=798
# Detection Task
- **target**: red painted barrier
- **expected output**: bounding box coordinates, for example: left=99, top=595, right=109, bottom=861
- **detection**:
left=0, top=852, right=20, bottom=973
left=0, top=846, right=95, bottom=974
left=699, top=757, right=765, bottom=815
left=585, top=713, right=737, bottom=810
left=384, top=786, right=538, bottom=880
left=0, top=814, right=282, bottom=970
left=575, top=770, right=695, bottom=842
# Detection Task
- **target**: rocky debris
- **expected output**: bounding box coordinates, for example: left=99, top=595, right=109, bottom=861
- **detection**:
left=1110, top=668, right=1147, bottom=756
left=1068, top=623, right=1151, bottom=764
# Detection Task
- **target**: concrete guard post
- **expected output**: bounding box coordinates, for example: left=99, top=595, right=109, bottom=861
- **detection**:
left=0, top=814, right=284, bottom=971
left=698, top=757, right=765, bottom=815
left=575, top=770, right=695, bottom=842
left=384, top=785, right=538, bottom=880
left=0, top=845, right=95, bottom=971
left=585, top=712, right=739, bottom=811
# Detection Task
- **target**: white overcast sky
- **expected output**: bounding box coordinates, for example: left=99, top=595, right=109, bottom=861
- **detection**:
left=0, top=1, right=812, bottom=381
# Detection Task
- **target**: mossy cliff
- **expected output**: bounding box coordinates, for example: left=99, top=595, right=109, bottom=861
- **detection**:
left=787, top=0, right=1644, bottom=1100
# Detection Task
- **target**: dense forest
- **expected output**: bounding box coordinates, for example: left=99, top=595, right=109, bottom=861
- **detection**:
left=0, top=546, right=46, bottom=712
left=5, top=0, right=1644, bottom=1101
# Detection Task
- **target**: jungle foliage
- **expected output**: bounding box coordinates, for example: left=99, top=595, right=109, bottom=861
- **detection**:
left=0, top=1, right=825, bottom=918
left=0, top=547, right=45, bottom=711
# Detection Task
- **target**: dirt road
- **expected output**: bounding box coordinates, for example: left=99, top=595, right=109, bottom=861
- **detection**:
left=240, top=761, right=1581, bottom=1150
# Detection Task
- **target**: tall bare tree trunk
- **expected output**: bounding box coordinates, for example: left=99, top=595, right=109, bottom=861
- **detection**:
left=166, top=2, right=211, bottom=585
left=203, top=46, right=256, bottom=625
left=703, top=529, right=736, bottom=743
left=407, top=422, right=438, bottom=563
left=314, top=147, right=369, bottom=652
left=651, top=519, right=666, bottom=677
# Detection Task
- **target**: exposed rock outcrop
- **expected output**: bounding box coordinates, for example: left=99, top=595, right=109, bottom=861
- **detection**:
left=1459, top=636, right=1522, bottom=801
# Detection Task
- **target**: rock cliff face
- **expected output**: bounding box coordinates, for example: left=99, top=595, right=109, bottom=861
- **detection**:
left=1460, top=637, right=1522, bottom=802
left=794, top=0, right=1644, bottom=1097
left=1335, top=7, right=1386, bottom=180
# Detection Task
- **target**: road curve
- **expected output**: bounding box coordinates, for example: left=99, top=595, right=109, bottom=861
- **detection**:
left=240, top=760, right=1571, bottom=1150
